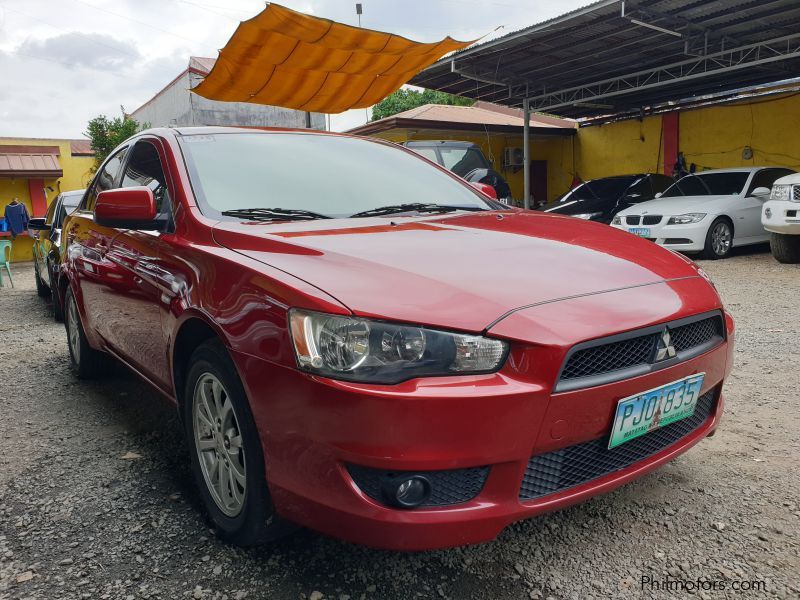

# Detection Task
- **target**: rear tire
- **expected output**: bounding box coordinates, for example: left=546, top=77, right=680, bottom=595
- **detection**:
left=64, top=288, right=114, bottom=379
left=770, top=232, right=800, bottom=264
left=53, top=287, right=65, bottom=322
left=34, top=262, right=49, bottom=297
left=701, top=218, right=733, bottom=260
left=183, top=339, right=295, bottom=546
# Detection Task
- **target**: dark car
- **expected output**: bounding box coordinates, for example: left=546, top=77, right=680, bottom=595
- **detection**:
left=539, top=174, right=674, bottom=223
left=28, top=189, right=84, bottom=320
left=403, top=140, right=512, bottom=201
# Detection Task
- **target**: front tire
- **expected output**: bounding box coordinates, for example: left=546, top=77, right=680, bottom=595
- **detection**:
left=64, top=288, right=114, bottom=378
left=770, top=232, right=800, bottom=264
left=701, top=218, right=733, bottom=260
left=184, top=339, right=295, bottom=546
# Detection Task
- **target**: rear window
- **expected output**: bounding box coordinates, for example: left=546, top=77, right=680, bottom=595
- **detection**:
left=560, top=177, right=637, bottom=201
left=662, top=173, right=749, bottom=197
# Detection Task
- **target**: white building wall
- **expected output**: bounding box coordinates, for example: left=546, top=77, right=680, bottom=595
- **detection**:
left=131, top=71, right=326, bottom=130
left=131, top=72, right=194, bottom=127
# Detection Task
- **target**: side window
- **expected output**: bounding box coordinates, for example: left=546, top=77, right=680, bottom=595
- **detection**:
left=44, top=196, right=59, bottom=225
left=120, top=141, right=171, bottom=214
left=747, top=169, right=794, bottom=196
left=85, top=146, right=128, bottom=212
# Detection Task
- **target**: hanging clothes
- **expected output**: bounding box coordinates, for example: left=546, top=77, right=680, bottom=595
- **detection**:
left=4, top=201, right=29, bottom=236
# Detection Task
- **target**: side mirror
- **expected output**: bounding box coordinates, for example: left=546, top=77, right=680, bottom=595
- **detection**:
left=95, top=187, right=158, bottom=229
left=28, top=217, right=50, bottom=232
left=469, top=181, right=498, bottom=199
left=751, top=187, right=771, bottom=198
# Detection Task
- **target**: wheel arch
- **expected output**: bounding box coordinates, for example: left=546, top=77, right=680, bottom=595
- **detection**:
left=171, top=312, right=231, bottom=413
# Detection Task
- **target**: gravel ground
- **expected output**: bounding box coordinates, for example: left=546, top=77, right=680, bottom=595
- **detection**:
left=1, top=247, right=798, bottom=600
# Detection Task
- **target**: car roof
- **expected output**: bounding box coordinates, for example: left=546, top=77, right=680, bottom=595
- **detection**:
left=403, top=140, right=476, bottom=148
left=684, top=167, right=765, bottom=174
left=61, top=189, right=85, bottom=197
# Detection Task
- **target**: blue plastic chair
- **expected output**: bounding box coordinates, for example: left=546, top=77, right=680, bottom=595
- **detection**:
left=0, top=240, right=13, bottom=288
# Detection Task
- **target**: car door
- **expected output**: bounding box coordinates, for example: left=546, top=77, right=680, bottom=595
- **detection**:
left=739, top=169, right=794, bottom=240
left=67, top=146, right=130, bottom=337
left=101, top=138, right=175, bottom=390
left=35, top=197, right=60, bottom=286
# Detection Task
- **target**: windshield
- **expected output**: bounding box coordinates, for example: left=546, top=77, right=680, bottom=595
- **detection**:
left=661, top=172, right=750, bottom=197
left=180, top=133, right=492, bottom=218
left=438, top=147, right=490, bottom=177
left=556, top=177, right=637, bottom=202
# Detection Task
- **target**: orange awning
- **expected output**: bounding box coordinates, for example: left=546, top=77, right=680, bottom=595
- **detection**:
left=191, top=3, right=474, bottom=114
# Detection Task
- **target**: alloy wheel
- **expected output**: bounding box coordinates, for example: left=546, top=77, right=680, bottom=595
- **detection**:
left=67, top=296, right=81, bottom=364
left=192, top=373, right=247, bottom=517
left=711, top=222, right=732, bottom=256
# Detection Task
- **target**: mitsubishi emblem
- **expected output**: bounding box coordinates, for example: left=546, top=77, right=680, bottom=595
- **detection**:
left=655, top=328, right=677, bottom=361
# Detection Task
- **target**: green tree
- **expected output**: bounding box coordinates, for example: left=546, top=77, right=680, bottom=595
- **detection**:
left=371, top=88, right=473, bottom=121
left=84, top=111, right=144, bottom=169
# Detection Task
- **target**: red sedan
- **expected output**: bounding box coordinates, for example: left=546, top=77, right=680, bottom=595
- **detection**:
left=61, top=127, right=733, bottom=551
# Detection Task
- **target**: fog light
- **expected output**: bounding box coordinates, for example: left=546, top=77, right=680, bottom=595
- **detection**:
left=764, top=207, right=772, bottom=219
left=381, top=475, right=431, bottom=508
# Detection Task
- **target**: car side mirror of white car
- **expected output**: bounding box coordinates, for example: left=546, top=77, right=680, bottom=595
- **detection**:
left=751, top=187, right=771, bottom=198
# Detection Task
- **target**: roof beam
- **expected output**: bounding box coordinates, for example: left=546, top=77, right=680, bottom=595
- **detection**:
left=523, top=33, right=800, bottom=112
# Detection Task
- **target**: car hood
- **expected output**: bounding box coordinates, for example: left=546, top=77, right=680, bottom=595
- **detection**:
left=617, top=195, right=732, bottom=215
left=212, top=211, right=699, bottom=332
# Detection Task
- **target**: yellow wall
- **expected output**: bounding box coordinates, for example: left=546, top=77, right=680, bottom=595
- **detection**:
left=371, top=91, right=800, bottom=205
left=1, top=138, right=95, bottom=262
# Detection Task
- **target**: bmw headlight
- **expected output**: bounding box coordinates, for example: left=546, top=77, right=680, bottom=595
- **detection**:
left=289, top=309, right=509, bottom=384
left=611, top=215, right=622, bottom=225
left=770, top=184, right=791, bottom=202
left=573, top=212, right=602, bottom=220
left=667, top=213, right=706, bottom=225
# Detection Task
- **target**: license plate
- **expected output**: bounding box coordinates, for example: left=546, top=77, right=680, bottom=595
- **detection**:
left=609, top=373, right=705, bottom=449
left=628, top=227, right=651, bottom=237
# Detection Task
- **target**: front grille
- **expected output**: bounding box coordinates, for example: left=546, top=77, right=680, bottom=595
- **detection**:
left=642, top=215, right=662, bottom=225
left=561, top=333, right=655, bottom=380
left=519, top=389, right=716, bottom=500
left=792, top=185, right=800, bottom=202
left=558, top=313, right=724, bottom=390
left=347, top=464, right=489, bottom=507
left=625, top=215, right=641, bottom=225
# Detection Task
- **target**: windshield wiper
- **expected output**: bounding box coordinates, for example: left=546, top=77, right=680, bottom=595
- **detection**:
left=350, top=203, right=481, bottom=218
left=220, top=207, right=332, bottom=221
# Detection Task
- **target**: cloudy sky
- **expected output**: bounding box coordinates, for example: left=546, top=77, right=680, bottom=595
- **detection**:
left=0, top=0, right=589, bottom=139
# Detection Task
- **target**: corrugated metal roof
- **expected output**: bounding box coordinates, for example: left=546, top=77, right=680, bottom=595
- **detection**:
left=382, top=103, right=572, bottom=127
left=411, top=0, right=800, bottom=121
left=346, top=102, right=575, bottom=137
left=0, top=153, right=62, bottom=178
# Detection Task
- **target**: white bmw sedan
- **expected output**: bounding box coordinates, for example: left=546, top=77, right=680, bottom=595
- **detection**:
left=611, top=167, right=794, bottom=259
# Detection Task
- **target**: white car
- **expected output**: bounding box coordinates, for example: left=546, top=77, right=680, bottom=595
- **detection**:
left=762, top=173, right=800, bottom=263
left=611, top=167, right=795, bottom=259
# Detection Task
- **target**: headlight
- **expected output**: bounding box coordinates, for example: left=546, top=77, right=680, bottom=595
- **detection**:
left=289, top=309, right=508, bottom=384
left=770, top=184, right=791, bottom=201
left=573, top=212, right=602, bottom=220
left=611, top=215, right=622, bottom=225
left=667, top=213, right=706, bottom=225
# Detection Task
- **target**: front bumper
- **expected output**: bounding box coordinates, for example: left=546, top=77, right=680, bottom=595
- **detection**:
left=232, top=304, right=734, bottom=551
left=611, top=218, right=710, bottom=252
left=762, top=200, right=800, bottom=234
